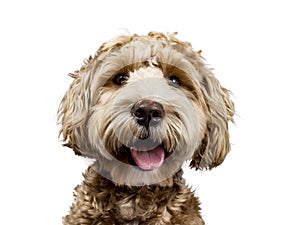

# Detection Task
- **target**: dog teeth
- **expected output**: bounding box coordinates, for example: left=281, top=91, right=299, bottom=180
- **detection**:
left=130, top=146, right=150, bottom=153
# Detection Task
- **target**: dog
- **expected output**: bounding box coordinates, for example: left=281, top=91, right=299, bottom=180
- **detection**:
left=58, top=32, right=234, bottom=225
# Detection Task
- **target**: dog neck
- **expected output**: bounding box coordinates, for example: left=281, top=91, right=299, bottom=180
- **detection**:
left=72, top=163, right=193, bottom=223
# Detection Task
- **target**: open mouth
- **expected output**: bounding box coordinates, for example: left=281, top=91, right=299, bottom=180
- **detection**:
left=130, top=146, right=165, bottom=170
left=118, top=142, right=167, bottom=171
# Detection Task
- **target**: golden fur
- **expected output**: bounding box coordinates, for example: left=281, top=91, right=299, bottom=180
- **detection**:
left=58, top=32, right=234, bottom=224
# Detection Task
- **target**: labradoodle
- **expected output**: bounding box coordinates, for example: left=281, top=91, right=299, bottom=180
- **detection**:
left=58, top=32, right=235, bottom=225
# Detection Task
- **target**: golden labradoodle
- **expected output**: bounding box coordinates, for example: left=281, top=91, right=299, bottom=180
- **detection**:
left=58, top=32, right=235, bottom=225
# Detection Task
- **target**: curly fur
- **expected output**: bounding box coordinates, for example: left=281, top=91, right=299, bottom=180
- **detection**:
left=58, top=32, right=234, bottom=224
left=64, top=164, right=204, bottom=225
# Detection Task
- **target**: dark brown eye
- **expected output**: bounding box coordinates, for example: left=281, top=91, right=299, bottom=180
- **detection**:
left=113, top=73, right=128, bottom=85
left=169, top=75, right=181, bottom=87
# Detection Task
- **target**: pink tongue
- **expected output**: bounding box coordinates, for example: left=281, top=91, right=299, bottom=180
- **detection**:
left=131, top=146, right=165, bottom=170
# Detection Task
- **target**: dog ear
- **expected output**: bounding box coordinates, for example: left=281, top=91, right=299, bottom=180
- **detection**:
left=58, top=71, right=92, bottom=157
left=190, top=74, right=235, bottom=170
left=57, top=35, right=135, bottom=157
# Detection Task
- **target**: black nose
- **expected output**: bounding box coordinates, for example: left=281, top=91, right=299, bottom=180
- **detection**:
left=131, top=100, right=164, bottom=127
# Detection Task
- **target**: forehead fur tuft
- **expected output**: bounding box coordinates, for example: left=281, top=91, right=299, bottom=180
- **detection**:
left=74, top=32, right=201, bottom=76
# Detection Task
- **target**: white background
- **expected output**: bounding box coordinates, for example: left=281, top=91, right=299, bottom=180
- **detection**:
left=1, top=0, right=299, bottom=224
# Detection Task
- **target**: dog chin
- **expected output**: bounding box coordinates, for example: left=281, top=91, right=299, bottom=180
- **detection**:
left=92, top=140, right=185, bottom=186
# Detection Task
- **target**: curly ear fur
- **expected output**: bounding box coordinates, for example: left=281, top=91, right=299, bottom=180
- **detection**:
left=190, top=73, right=235, bottom=170
left=58, top=70, right=93, bottom=157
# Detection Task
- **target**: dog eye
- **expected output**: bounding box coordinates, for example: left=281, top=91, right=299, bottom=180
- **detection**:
left=113, top=73, right=128, bottom=85
left=168, top=75, right=181, bottom=87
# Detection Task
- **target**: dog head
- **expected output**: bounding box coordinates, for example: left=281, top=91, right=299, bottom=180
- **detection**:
left=58, top=32, right=234, bottom=186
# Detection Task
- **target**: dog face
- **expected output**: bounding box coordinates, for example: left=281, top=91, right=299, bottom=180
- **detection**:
left=58, top=32, right=234, bottom=186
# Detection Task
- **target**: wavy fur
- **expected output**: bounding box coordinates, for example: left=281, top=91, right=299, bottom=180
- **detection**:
left=58, top=32, right=234, bottom=224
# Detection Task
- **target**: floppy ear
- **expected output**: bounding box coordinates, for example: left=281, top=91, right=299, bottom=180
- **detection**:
left=58, top=71, right=93, bottom=157
left=57, top=35, right=136, bottom=157
left=190, top=73, right=235, bottom=170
